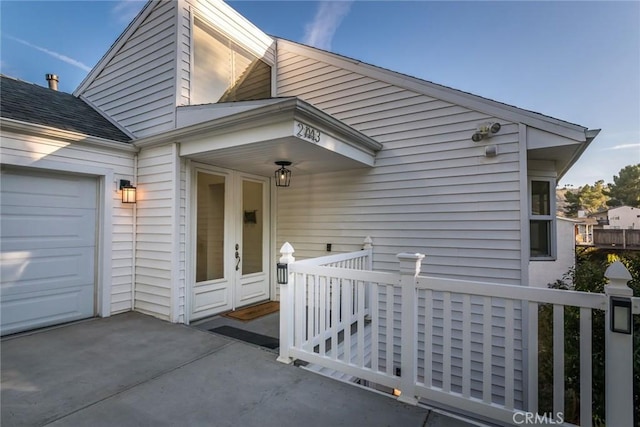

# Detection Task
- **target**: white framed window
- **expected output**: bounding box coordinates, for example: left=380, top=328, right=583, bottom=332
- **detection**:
left=529, top=178, right=556, bottom=259
left=192, top=17, right=272, bottom=105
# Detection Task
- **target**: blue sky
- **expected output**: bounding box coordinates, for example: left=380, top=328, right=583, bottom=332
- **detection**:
left=1, top=1, right=638, bottom=187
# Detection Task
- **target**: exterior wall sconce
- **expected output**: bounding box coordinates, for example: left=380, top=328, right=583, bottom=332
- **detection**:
left=119, top=179, right=137, bottom=203
left=276, top=263, right=288, bottom=284
left=610, top=296, right=632, bottom=334
left=275, top=161, right=292, bottom=187
left=472, top=122, right=501, bottom=142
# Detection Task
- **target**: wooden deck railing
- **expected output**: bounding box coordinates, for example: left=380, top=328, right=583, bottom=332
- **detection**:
left=593, top=229, right=640, bottom=249
left=277, top=242, right=639, bottom=427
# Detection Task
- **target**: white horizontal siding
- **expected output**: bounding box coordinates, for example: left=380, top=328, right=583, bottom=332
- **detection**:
left=81, top=1, right=177, bottom=137
left=276, top=45, right=522, bottom=283
left=135, top=144, right=178, bottom=320
left=275, top=43, right=524, bottom=406
left=0, top=131, right=135, bottom=315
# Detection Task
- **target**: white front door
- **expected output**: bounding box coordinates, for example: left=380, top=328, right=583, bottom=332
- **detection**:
left=191, top=166, right=270, bottom=320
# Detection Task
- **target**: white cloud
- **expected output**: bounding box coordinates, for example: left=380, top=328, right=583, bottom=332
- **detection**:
left=303, top=1, right=353, bottom=50
left=606, top=143, right=640, bottom=151
left=112, top=0, right=146, bottom=25
left=6, top=35, right=91, bottom=72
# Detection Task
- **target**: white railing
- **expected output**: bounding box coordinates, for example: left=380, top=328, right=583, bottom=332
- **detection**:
left=278, top=237, right=374, bottom=358
left=278, top=243, right=639, bottom=427
left=294, top=236, right=373, bottom=270
left=411, top=273, right=606, bottom=425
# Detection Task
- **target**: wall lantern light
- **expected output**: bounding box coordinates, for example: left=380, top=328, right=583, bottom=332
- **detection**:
left=610, top=296, right=632, bottom=334
left=276, top=262, right=288, bottom=284
left=120, top=179, right=137, bottom=204
left=275, top=161, right=292, bottom=187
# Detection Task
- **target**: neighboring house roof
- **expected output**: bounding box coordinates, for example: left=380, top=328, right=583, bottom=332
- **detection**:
left=579, top=217, right=599, bottom=226
left=0, top=75, right=131, bottom=143
left=589, top=205, right=638, bottom=216
left=608, top=205, right=634, bottom=211
left=558, top=216, right=582, bottom=223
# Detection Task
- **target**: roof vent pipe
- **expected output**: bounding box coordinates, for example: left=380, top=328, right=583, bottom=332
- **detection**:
left=45, top=74, right=59, bottom=91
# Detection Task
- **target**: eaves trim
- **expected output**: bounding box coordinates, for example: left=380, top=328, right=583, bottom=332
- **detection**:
left=134, top=98, right=383, bottom=155
left=556, top=128, right=600, bottom=181
left=0, top=118, right=138, bottom=153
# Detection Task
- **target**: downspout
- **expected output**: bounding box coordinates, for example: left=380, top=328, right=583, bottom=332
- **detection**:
left=131, top=154, right=138, bottom=310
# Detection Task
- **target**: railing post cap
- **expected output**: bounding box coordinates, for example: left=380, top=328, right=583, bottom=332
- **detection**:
left=363, top=236, right=373, bottom=250
left=397, top=252, right=426, bottom=276
left=605, top=261, right=632, bottom=282
left=280, top=242, right=294, bottom=255
left=397, top=252, right=425, bottom=261
left=279, top=242, right=295, bottom=264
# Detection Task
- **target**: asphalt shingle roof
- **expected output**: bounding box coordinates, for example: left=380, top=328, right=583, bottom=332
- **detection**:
left=0, top=75, right=131, bottom=143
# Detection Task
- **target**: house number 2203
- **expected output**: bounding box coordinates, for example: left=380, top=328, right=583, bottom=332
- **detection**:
left=296, top=122, right=321, bottom=143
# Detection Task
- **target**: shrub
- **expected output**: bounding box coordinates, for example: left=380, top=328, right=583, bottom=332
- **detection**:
left=537, top=249, right=640, bottom=426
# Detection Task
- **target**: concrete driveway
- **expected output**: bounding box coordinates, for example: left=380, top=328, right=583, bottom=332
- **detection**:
left=1, top=312, right=476, bottom=427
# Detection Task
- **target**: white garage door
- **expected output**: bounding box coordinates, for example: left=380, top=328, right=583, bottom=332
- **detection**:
left=1, top=167, right=97, bottom=335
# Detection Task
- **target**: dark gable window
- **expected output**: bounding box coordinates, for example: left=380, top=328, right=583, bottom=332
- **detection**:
left=192, top=17, right=271, bottom=105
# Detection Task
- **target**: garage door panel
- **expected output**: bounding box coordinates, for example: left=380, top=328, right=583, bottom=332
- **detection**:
left=1, top=247, right=95, bottom=290
left=0, top=171, right=96, bottom=209
left=0, top=168, right=97, bottom=335
left=1, top=207, right=95, bottom=250
left=0, top=285, right=94, bottom=336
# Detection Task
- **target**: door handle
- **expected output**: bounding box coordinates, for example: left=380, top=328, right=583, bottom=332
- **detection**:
left=235, top=250, right=241, bottom=271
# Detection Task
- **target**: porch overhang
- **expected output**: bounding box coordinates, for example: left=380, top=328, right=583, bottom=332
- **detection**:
left=139, top=98, right=382, bottom=177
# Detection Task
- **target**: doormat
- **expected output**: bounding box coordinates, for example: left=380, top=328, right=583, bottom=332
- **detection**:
left=209, top=325, right=279, bottom=349
left=223, top=301, right=279, bottom=321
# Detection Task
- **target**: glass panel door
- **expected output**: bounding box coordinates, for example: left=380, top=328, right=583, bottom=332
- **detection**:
left=235, top=175, right=269, bottom=308
left=192, top=171, right=232, bottom=319
left=242, top=180, right=263, bottom=275
left=190, top=167, right=270, bottom=320
left=196, top=172, right=225, bottom=282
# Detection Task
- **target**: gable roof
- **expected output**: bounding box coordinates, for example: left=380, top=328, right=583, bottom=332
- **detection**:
left=74, top=0, right=275, bottom=97
left=73, top=0, right=156, bottom=97
left=0, top=75, right=131, bottom=143
left=70, top=0, right=597, bottom=147
left=276, top=39, right=597, bottom=143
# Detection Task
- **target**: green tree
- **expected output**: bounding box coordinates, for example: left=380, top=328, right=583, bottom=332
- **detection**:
left=607, top=164, right=640, bottom=207
left=565, top=180, right=610, bottom=216
left=563, top=190, right=582, bottom=217
left=581, top=180, right=609, bottom=213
